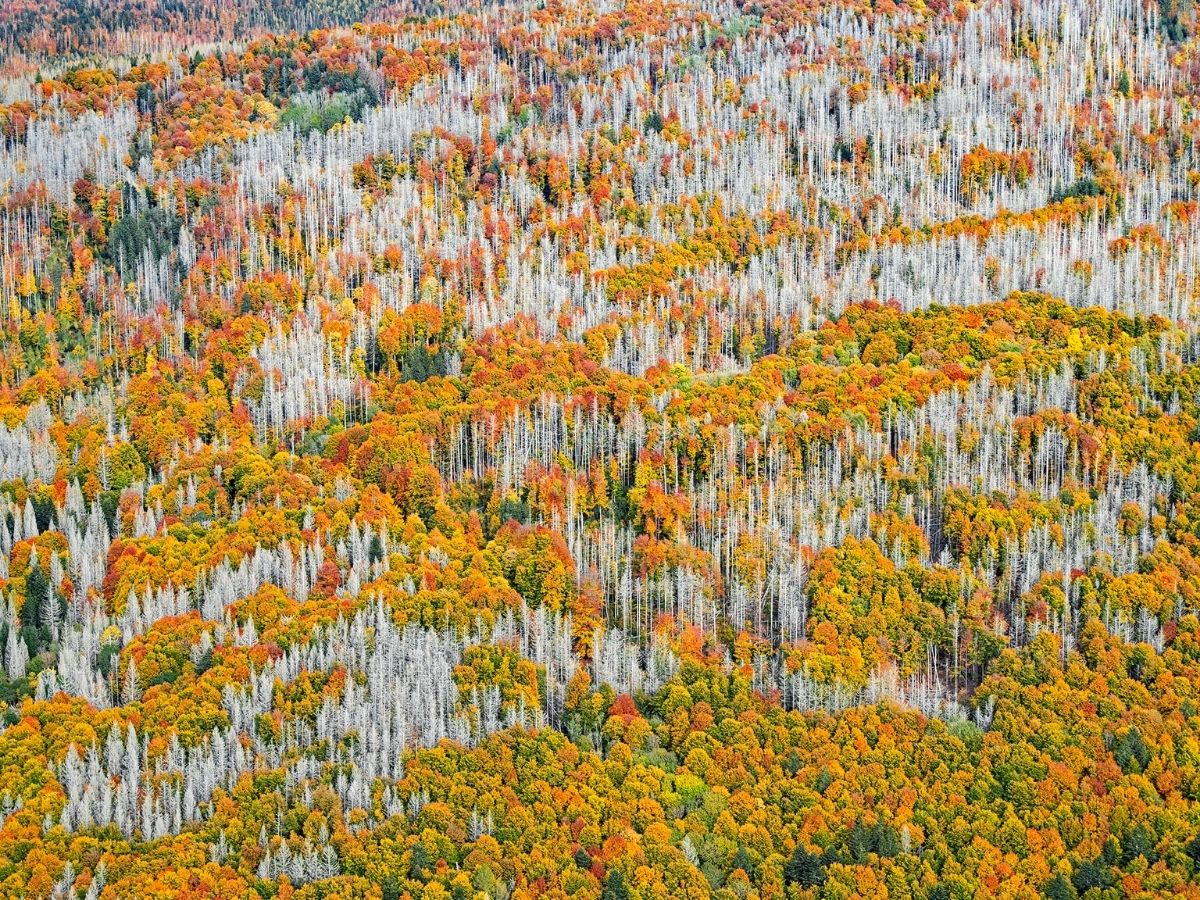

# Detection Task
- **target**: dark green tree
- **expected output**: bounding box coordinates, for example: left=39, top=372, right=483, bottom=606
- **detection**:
left=783, top=845, right=826, bottom=888
left=601, top=870, right=632, bottom=900
left=730, top=846, right=755, bottom=876
left=1043, top=873, right=1078, bottom=900
left=409, top=842, right=431, bottom=878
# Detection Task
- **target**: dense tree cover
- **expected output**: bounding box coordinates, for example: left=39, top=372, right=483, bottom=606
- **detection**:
left=1, top=0, right=384, bottom=74
left=1, top=0, right=1200, bottom=898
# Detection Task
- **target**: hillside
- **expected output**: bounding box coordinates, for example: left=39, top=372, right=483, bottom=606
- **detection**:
left=0, top=1, right=1199, bottom=898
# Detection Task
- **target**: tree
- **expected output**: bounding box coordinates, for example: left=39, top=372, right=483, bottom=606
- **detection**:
left=784, top=846, right=826, bottom=888
left=409, top=842, right=431, bottom=879
left=730, top=846, right=755, bottom=877
left=1071, top=859, right=1111, bottom=893
left=873, top=824, right=901, bottom=858
left=1187, top=835, right=1200, bottom=871
left=602, top=870, right=632, bottom=900
left=23, top=562, right=48, bottom=631
left=1043, top=873, right=1077, bottom=900
left=847, top=820, right=874, bottom=863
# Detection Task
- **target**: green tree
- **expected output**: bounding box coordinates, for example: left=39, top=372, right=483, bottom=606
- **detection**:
left=1043, top=873, right=1078, bottom=900
left=783, top=845, right=826, bottom=888
left=410, top=842, right=431, bottom=878
left=602, top=870, right=632, bottom=900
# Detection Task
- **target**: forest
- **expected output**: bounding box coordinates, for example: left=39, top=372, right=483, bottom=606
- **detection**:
left=0, top=0, right=1199, bottom=897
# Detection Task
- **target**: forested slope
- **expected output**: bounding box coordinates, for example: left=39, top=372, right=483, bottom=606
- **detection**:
left=0, top=0, right=1199, bottom=897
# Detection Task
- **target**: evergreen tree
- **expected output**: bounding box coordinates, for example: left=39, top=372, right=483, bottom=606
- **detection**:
left=601, top=870, right=632, bottom=900
left=23, top=564, right=47, bottom=631
left=409, top=842, right=431, bottom=878
left=847, top=820, right=874, bottom=863
left=730, top=846, right=755, bottom=876
left=1043, top=873, right=1078, bottom=900
left=783, top=845, right=826, bottom=888
left=874, top=824, right=902, bottom=858
left=1187, top=835, right=1200, bottom=870
left=1071, top=859, right=1112, bottom=893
